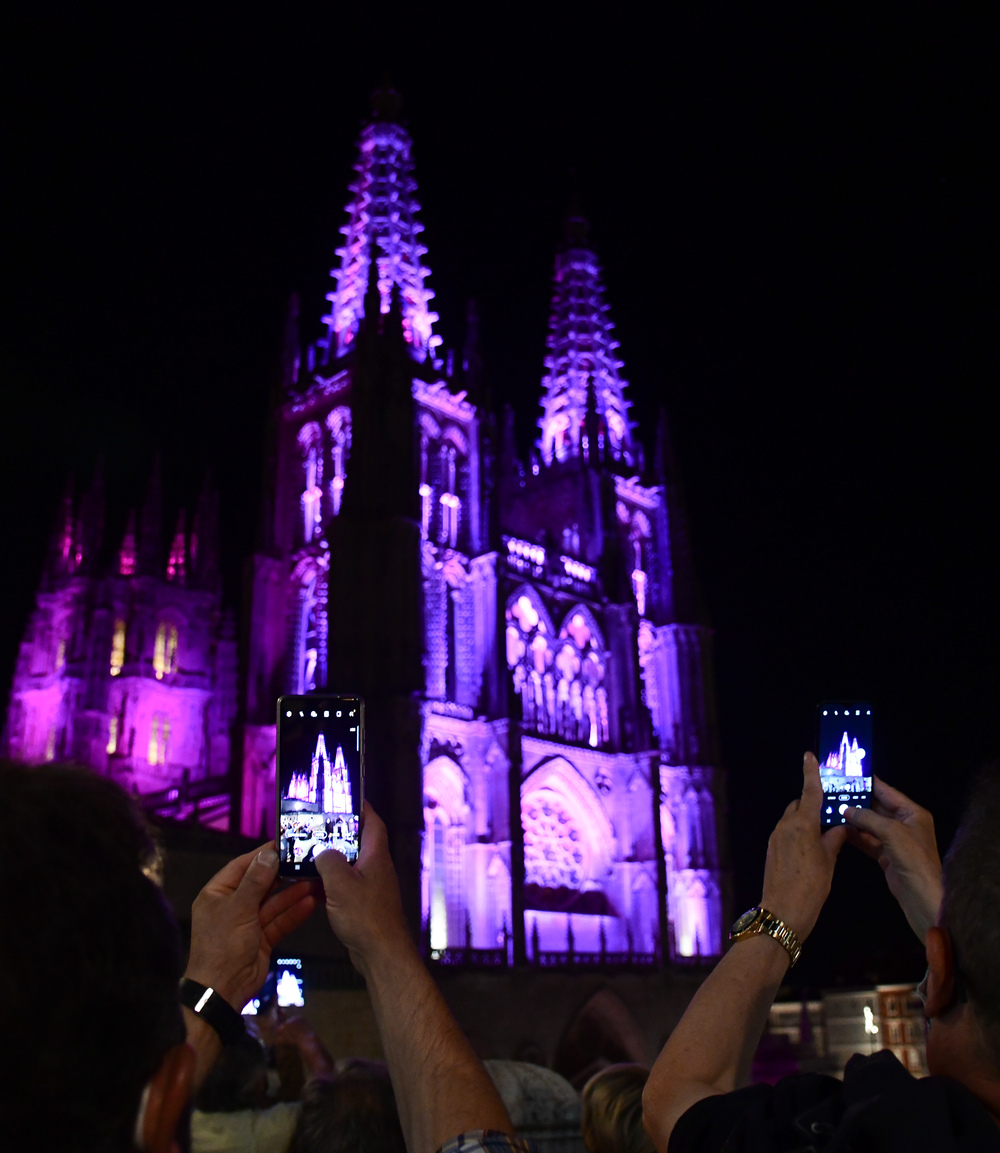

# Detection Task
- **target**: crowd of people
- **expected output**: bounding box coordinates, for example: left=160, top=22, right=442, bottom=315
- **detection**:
left=1, top=751, right=998, bottom=1152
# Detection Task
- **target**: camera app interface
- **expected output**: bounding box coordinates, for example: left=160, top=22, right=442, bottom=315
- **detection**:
left=275, top=957, right=304, bottom=1008
left=818, top=704, right=872, bottom=827
left=278, top=698, right=361, bottom=873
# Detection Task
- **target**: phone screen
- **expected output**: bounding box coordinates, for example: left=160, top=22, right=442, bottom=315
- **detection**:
left=275, top=957, right=305, bottom=1008
left=276, top=695, right=364, bottom=878
left=818, top=701, right=873, bottom=828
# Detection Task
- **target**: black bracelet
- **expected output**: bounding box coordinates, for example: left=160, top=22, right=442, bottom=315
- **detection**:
left=179, top=978, right=247, bottom=1047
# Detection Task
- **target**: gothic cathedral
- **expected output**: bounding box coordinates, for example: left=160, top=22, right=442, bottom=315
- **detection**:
left=4, top=91, right=728, bottom=965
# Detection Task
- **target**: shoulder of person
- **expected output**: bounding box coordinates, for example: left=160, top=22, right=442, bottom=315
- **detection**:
left=670, top=1052, right=1000, bottom=1153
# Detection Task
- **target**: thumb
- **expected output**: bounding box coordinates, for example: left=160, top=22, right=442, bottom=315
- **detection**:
left=845, top=805, right=896, bottom=842
left=235, top=846, right=280, bottom=907
left=314, top=845, right=352, bottom=892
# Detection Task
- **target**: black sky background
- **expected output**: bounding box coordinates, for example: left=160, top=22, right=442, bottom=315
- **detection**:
left=3, top=7, right=997, bottom=987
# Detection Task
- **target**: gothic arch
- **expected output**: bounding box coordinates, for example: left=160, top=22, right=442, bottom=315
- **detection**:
left=520, top=756, right=615, bottom=894
left=441, top=424, right=468, bottom=456
left=419, top=411, right=441, bottom=439
left=557, top=603, right=605, bottom=652
left=506, top=584, right=555, bottom=639
left=297, top=421, right=323, bottom=451
left=423, top=754, right=469, bottom=824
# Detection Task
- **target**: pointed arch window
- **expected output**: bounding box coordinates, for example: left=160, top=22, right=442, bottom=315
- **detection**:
left=106, top=715, right=119, bottom=755
left=554, top=607, right=610, bottom=748
left=297, top=422, right=324, bottom=542
left=504, top=589, right=556, bottom=736
left=422, top=756, right=469, bottom=953
left=437, top=430, right=467, bottom=549
left=153, top=622, right=179, bottom=680
left=110, top=619, right=126, bottom=677
left=326, top=407, right=351, bottom=517
left=148, top=714, right=170, bottom=766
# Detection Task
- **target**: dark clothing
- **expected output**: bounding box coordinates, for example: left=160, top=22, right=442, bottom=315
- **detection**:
left=670, top=1050, right=1000, bottom=1152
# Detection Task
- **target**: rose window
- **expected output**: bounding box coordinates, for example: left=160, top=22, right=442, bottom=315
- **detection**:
left=522, top=787, right=587, bottom=891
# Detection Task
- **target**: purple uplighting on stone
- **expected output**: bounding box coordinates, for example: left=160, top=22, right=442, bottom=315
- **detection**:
left=318, top=89, right=440, bottom=365
left=4, top=89, right=728, bottom=965
left=537, top=213, right=635, bottom=468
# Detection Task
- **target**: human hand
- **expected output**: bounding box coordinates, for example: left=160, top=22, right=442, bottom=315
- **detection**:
left=314, top=802, right=411, bottom=973
left=844, top=777, right=942, bottom=942
left=760, top=753, right=848, bottom=941
left=273, top=1014, right=334, bottom=1079
left=185, top=842, right=320, bottom=1011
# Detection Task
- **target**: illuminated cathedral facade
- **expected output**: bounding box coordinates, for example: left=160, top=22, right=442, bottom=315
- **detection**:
left=4, top=91, right=728, bottom=964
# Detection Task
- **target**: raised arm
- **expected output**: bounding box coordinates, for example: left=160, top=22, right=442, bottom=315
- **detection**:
left=316, top=803, right=514, bottom=1153
left=182, top=842, right=320, bottom=1089
left=845, top=777, right=943, bottom=942
left=643, top=754, right=847, bottom=1152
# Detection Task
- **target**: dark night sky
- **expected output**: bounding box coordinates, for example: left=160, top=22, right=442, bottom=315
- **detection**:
left=4, top=8, right=997, bottom=987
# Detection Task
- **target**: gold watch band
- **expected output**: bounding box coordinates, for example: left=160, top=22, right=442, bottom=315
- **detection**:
left=730, top=908, right=802, bottom=967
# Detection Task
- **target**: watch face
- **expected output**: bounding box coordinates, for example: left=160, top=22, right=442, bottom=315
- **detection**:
left=731, top=907, right=761, bottom=935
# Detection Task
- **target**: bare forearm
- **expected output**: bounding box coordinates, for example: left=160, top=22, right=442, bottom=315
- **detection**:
left=359, top=939, right=513, bottom=1153
left=644, top=936, right=789, bottom=1150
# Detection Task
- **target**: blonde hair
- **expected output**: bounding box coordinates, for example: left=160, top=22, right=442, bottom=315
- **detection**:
left=581, top=1063, right=655, bottom=1153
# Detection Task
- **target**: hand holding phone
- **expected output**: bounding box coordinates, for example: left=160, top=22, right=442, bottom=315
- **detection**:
left=817, top=701, right=873, bottom=829
left=276, top=695, right=365, bottom=879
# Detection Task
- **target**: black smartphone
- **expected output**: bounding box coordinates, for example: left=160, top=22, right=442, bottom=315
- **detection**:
left=275, top=957, right=305, bottom=1009
left=817, top=701, right=873, bottom=829
left=276, top=694, right=364, bottom=878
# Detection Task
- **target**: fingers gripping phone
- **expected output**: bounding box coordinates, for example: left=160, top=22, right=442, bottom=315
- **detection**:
left=276, top=695, right=364, bottom=878
left=817, top=701, right=873, bottom=829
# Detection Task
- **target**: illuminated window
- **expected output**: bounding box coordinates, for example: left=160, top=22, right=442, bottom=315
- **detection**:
left=505, top=589, right=554, bottom=737
left=110, top=619, right=125, bottom=676
left=298, top=422, right=323, bottom=542
left=148, top=714, right=170, bottom=766
left=55, top=638, right=66, bottom=671
left=506, top=595, right=615, bottom=749
left=439, top=492, right=460, bottom=549
left=44, top=727, right=56, bottom=762
left=106, top=716, right=118, bottom=755
left=153, top=623, right=179, bottom=680
left=326, top=407, right=351, bottom=517
left=419, top=483, right=432, bottom=538
left=627, top=510, right=651, bottom=619
left=430, top=812, right=448, bottom=951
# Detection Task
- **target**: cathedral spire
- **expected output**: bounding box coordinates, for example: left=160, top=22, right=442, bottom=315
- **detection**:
left=537, top=209, right=635, bottom=468
left=319, top=86, right=441, bottom=364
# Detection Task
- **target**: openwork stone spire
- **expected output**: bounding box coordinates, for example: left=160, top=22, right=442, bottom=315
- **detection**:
left=320, top=87, right=441, bottom=363
left=537, top=213, right=634, bottom=466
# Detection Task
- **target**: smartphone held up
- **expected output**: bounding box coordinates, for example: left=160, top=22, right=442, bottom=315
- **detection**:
left=817, top=701, right=873, bottom=829
left=276, top=695, right=364, bottom=879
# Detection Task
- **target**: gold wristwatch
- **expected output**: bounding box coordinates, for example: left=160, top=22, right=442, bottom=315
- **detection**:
left=729, top=906, right=802, bottom=967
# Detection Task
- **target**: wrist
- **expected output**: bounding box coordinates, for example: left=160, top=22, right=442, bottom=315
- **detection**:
left=758, top=895, right=815, bottom=943
left=728, top=928, right=794, bottom=976
left=182, top=966, right=242, bottom=1013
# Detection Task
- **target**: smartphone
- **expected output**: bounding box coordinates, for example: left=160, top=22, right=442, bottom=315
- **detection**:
left=241, top=970, right=276, bottom=1016
left=817, top=701, right=873, bottom=828
left=276, top=694, right=364, bottom=878
left=275, top=957, right=305, bottom=1009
